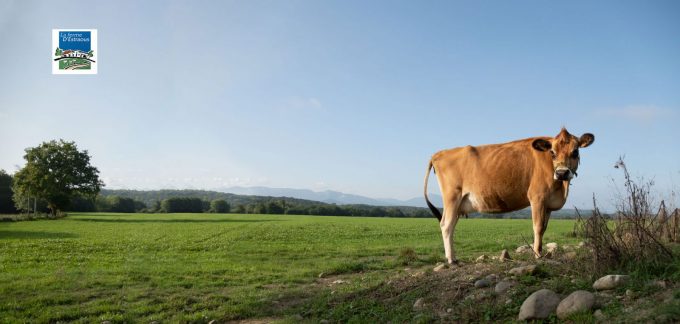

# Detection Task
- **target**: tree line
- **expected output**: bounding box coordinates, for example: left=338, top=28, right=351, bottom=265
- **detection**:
left=0, top=140, right=433, bottom=218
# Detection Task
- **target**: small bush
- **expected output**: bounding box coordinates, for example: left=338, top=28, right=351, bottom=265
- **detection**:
left=575, top=157, right=677, bottom=275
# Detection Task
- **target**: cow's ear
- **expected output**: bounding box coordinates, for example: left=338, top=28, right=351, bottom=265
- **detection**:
left=579, top=133, right=594, bottom=148
left=532, top=139, right=552, bottom=152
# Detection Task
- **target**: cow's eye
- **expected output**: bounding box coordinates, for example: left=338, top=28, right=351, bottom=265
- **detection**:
left=571, top=150, right=579, bottom=158
left=550, top=150, right=556, bottom=159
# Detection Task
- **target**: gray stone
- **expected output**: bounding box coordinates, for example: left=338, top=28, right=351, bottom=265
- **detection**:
left=508, top=265, right=537, bottom=276
left=625, top=289, right=634, bottom=298
left=413, top=297, right=425, bottom=309
left=556, top=290, right=595, bottom=319
left=499, top=249, right=512, bottom=262
left=293, top=314, right=304, bottom=321
left=518, top=289, right=561, bottom=320
left=474, top=279, right=491, bottom=288
left=593, top=275, right=629, bottom=290
left=594, top=309, right=605, bottom=320
left=649, top=280, right=667, bottom=289
left=446, top=308, right=452, bottom=313
left=494, top=280, right=515, bottom=294
left=485, top=273, right=498, bottom=282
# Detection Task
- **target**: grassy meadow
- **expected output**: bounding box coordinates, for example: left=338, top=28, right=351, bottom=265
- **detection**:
left=0, top=213, right=580, bottom=322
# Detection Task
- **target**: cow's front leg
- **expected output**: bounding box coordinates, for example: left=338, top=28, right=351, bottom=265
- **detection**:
left=530, top=201, right=547, bottom=258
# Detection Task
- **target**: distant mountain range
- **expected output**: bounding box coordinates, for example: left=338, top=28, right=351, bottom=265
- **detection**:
left=215, top=186, right=443, bottom=208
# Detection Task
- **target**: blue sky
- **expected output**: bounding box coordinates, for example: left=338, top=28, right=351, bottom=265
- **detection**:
left=1, top=0, right=679, bottom=210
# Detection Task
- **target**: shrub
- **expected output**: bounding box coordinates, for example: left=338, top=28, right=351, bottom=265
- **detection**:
left=575, top=157, right=676, bottom=275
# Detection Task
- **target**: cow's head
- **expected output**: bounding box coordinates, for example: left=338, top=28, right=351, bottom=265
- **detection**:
left=532, top=128, right=594, bottom=181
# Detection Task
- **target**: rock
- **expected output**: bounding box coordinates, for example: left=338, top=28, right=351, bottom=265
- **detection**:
left=593, top=275, right=629, bottom=290
left=318, top=272, right=325, bottom=278
left=556, top=290, right=595, bottom=319
left=320, top=320, right=329, bottom=324
left=516, top=244, right=533, bottom=254
left=413, top=297, right=425, bottom=309
left=474, top=279, right=491, bottom=288
left=433, top=263, right=449, bottom=272
left=331, top=279, right=349, bottom=285
left=543, top=250, right=556, bottom=259
left=518, top=289, right=561, bottom=320
left=594, top=309, right=605, bottom=320
left=411, top=271, right=425, bottom=278
left=563, top=251, right=577, bottom=260
left=485, top=273, right=498, bottom=282
left=494, top=280, right=515, bottom=294
left=476, top=254, right=489, bottom=263
left=208, top=321, right=216, bottom=324
left=446, top=308, right=453, bottom=313
left=539, top=259, right=561, bottom=266
left=508, top=265, right=537, bottom=276
left=505, top=298, right=512, bottom=305
left=649, top=280, right=667, bottom=289
left=546, top=242, right=558, bottom=252
left=499, top=249, right=512, bottom=262
left=293, top=314, right=304, bottom=321
left=577, top=241, right=586, bottom=249
left=625, top=289, right=634, bottom=298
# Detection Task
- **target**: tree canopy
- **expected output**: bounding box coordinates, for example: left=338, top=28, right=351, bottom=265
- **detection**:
left=12, top=140, right=103, bottom=215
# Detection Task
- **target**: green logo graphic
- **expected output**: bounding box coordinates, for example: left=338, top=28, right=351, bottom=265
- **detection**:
left=54, top=47, right=95, bottom=70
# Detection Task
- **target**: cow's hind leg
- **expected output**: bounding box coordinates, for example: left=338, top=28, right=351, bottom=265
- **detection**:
left=440, top=191, right=462, bottom=264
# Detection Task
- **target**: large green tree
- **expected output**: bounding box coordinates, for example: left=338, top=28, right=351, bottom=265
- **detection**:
left=12, top=140, right=103, bottom=216
left=0, top=170, right=18, bottom=214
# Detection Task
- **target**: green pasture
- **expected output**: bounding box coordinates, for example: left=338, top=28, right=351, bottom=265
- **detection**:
left=0, top=213, right=578, bottom=322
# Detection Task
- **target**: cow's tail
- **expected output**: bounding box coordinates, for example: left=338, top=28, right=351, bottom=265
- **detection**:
left=424, top=160, right=442, bottom=222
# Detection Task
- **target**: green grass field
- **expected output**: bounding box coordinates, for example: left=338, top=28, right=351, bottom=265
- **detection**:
left=0, top=213, right=579, bottom=322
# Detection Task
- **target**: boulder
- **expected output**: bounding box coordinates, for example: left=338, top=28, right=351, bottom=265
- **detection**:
left=556, top=290, right=595, bottom=319
left=593, top=275, right=629, bottom=290
left=508, top=265, right=537, bottom=276
left=518, top=289, right=561, bottom=320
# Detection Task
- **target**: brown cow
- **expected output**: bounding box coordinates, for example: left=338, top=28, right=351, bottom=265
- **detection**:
left=424, top=128, right=594, bottom=264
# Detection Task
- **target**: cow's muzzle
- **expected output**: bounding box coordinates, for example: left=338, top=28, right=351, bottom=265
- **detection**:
left=554, top=167, right=574, bottom=181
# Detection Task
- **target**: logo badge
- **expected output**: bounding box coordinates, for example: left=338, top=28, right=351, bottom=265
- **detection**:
left=52, top=29, right=97, bottom=74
